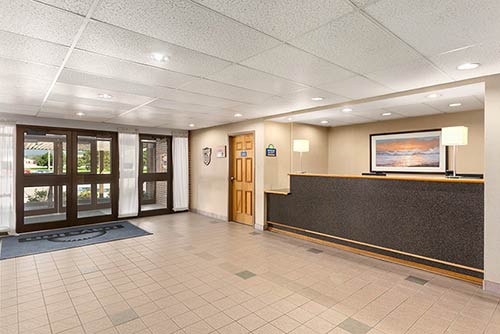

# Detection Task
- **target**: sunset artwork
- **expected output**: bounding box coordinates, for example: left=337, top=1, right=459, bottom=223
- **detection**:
left=371, top=130, right=446, bottom=173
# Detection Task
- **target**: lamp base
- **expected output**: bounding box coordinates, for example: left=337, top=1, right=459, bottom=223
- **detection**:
left=295, top=170, right=307, bottom=174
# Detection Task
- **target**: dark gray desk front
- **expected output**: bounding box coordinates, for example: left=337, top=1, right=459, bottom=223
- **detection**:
left=266, top=174, right=484, bottom=281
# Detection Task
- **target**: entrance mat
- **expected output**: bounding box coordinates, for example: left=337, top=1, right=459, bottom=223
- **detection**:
left=0, top=222, right=151, bottom=260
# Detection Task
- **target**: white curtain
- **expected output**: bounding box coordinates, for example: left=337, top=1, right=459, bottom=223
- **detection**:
left=173, top=137, right=189, bottom=211
left=0, top=122, right=15, bottom=233
left=118, top=132, right=139, bottom=218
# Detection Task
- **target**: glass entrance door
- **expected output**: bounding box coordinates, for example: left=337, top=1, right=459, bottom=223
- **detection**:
left=138, top=135, right=173, bottom=216
left=16, top=126, right=118, bottom=233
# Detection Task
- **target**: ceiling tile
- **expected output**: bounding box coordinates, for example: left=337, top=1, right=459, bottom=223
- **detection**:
left=0, top=0, right=84, bottom=45
left=48, top=93, right=135, bottom=111
left=65, top=49, right=197, bottom=88
left=93, top=0, right=281, bottom=62
left=0, top=31, right=68, bottom=66
left=40, top=100, right=124, bottom=122
left=181, top=79, right=274, bottom=104
left=430, top=41, right=500, bottom=80
left=425, top=96, right=483, bottom=113
left=351, top=0, right=381, bottom=7
left=346, top=108, right=405, bottom=121
left=0, top=58, right=59, bottom=81
left=365, top=0, right=500, bottom=56
left=291, top=12, right=421, bottom=74
left=58, top=69, right=245, bottom=108
left=207, top=64, right=308, bottom=95
left=35, top=0, right=95, bottom=16
left=241, top=44, right=356, bottom=86
left=191, top=0, right=353, bottom=41
left=77, top=21, right=232, bottom=77
left=365, top=58, right=452, bottom=91
left=384, top=103, right=442, bottom=117
left=58, top=69, right=164, bottom=96
left=0, top=93, right=44, bottom=107
left=149, top=99, right=233, bottom=115
left=51, top=82, right=153, bottom=106
left=318, top=76, right=393, bottom=99
left=38, top=111, right=111, bottom=122
left=0, top=103, right=39, bottom=116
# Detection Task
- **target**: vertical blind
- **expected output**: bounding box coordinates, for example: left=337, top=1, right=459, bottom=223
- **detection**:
left=0, top=122, right=15, bottom=233
left=173, top=137, right=189, bottom=211
left=118, top=132, right=139, bottom=217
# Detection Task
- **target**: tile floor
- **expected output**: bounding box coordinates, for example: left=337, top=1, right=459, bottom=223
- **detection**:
left=1, top=212, right=499, bottom=334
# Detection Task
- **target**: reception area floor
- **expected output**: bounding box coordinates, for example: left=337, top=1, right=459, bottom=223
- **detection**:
left=1, top=213, right=499, bottom=334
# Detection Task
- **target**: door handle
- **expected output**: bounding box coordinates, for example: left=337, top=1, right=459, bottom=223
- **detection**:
left=230, top=176, right=235, bottom=181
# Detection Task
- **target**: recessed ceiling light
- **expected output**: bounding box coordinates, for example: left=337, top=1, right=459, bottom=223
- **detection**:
left=311, top=97, right=324, bottom=101
left=98, top=93, right=112, bottom=99
left=234, top=113, right=243, bottom=117
left=151, top=53, right=169, bottom=62
left=381, top=112, right=392, bottom=116
left=287, top=117, right=293, bottom=121
left=426, top=93, right=441, bottom=99
left=342, top=108, right=352, bottom=112
left=76, top=112, right=85, bottom=117
left=449, top=103, right=462, bottom=107
left=457, top=62, right=480, bottom=70
left=320, top=120, right=329, bottom=124
left=188, top=123, right=195, bottom=128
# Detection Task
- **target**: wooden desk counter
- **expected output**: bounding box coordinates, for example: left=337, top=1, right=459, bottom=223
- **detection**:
left=288, top=173, right=484, bottom=184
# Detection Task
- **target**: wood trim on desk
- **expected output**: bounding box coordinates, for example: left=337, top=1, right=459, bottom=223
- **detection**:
left=267, top=224, right=483, bottom=285
left=264, top=190, right=290, bottom=195
left=288, top=173, right=484, bottom=184
left=267, top=221, right=483, bottom=274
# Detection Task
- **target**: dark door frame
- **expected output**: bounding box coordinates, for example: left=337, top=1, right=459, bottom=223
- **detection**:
left=16, top=125, right=119, bottom=233
left=138, top=134, right=173, bottom=217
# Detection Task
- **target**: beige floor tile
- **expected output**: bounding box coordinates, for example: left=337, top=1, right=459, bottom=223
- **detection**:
left=3, top=213, right=500, bottom=334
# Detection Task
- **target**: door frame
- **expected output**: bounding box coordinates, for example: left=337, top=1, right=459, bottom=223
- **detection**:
left=228, top=131, right=255, bottom=226
left=137, top=133, right=174, bottom=217
left=16, top=125, right=119, bottom=233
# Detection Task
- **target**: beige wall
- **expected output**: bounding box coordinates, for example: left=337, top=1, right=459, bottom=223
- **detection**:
left=291, top=123, right=329, bottom=174
left=484, top=76, right=500, bottom=291
left=328, top=109, right=484, bottom=175
left=190, top=120, right=265, bottom=229
left=190, top=120, right=329, bottom=228
left=264, top=121, right=291, bottom=190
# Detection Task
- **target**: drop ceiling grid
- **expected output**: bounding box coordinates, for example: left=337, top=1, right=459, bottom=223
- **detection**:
left=0, top=0, right=496, bottom=130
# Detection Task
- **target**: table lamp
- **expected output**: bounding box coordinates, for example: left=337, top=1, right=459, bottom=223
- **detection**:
left=442, top=126, right=468, bottom=178
left=293, top=139, right=309, bottom=173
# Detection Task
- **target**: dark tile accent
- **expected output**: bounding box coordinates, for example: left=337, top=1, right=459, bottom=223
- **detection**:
left=236, top=270, right=256, bottom=280
left=307, top=248, right=323, bottom=254
left=338, top=318, right=372, bottom=334
left=109, top=308, right=138, bottom=326
left=406, top=275, right=429, bottom=285
left=79, top=266, right=98, bottom=274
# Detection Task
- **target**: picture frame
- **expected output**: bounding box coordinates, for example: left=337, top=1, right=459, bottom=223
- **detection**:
left=370, top=129, right=447, bottom=174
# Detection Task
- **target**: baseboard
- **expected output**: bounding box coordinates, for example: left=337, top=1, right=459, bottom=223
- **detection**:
left=484, top=280, right=500, bottom=294
left=190, top=208, right=227, bottom=221
left=268, top=225, right=483, bottom=285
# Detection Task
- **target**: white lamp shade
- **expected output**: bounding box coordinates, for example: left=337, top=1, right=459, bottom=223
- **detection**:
left=293, top=139, right=309, bottom=153
left=441, top=126, right=468, bottom=146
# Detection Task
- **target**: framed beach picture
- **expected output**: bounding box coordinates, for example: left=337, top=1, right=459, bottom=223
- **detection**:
left=370, top=130, right=447, bottom=173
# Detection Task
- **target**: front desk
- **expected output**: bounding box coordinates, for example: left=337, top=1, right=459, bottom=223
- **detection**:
left=266, top=173, right=484, bottom=283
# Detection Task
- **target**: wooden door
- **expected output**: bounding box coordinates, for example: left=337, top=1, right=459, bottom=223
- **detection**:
left=230, top=134, right=254, bottom=225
